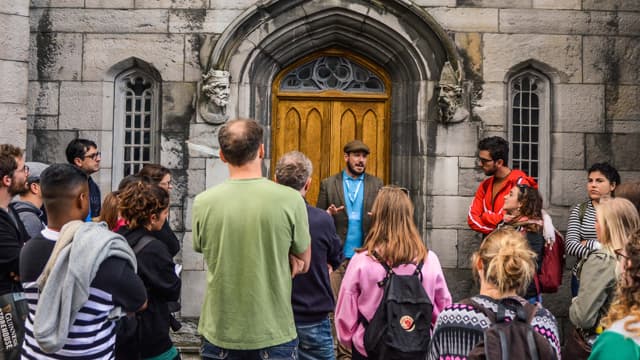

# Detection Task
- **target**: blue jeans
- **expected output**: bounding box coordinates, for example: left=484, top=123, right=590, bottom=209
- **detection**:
left=296, top=318, right=335, bottom=360
left=201, top=338, right=298, bottom=360
left=571, top=273, right=580, bottom=297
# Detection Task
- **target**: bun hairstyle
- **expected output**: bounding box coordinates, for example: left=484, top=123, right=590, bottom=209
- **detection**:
left=118, top=181, right=169, bottom=229
left=472, top=227, right=537, bottom=295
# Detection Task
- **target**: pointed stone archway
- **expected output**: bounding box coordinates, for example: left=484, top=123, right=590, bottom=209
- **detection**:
left=202, top=0, right=462, bottom=231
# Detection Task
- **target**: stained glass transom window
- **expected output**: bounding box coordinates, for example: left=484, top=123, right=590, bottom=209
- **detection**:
left=280, top=56, right=384, bottom=92
left=511, top=74, right=542, bottom=181
left=123, top=75, right=154, bottom=176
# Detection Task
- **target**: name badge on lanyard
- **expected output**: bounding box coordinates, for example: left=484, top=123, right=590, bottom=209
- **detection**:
left=345, top=179, right=362, bottom=221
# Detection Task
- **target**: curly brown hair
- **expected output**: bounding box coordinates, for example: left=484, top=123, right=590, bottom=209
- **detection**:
left=514, top=184, right=543, bottom=233
left=601, top=228, right=640, bottom=336
left=118, top=181, right=169, bottom=229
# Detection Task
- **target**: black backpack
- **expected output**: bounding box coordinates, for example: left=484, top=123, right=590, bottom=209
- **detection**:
left=360, top=251, right=433, bottom=360
left=463, top=298, right=557, bottom=360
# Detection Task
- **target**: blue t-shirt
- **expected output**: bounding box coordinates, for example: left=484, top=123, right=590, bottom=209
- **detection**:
left=342, top=171, right=365, bottom=258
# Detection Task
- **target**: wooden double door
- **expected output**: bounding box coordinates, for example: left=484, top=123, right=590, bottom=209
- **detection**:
left=271, top=52, right=391, bottom=205
left=272, top=99, right=388, bottom=205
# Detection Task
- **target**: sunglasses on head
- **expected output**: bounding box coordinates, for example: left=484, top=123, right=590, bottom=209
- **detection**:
left=380, top=186, right=410, bottom=197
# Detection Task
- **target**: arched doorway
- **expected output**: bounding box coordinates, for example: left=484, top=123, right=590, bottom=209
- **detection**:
left=271, top=50, right=391, bottom=205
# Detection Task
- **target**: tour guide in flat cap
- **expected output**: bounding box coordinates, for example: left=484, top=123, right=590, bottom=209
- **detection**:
left=316, top=139, right=383, bottom=360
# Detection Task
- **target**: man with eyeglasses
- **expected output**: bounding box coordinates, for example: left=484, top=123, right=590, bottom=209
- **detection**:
left=10, top=162, right=49, bottom=238
left=65, top=139, right=102, bottom=220
left=0, top=144, right=30, bottom=359
left=467, top=136, right=537, bottom=235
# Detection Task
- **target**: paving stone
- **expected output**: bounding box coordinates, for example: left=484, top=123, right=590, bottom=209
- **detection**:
left=426, top=7, right=498, bottom=32
left=553, top=84, right=605, bottom=133
left=29, top=8, right=169, bottom=33
left=426, top=229, right=458, bottom=268
left=584, top=36, right=640, bottom=85
left=0, top=60, right=29, bottom=104
left=583, top=0, right=640, bottom=11
left=551, top=170, right=586, bottom=206
left=551, top=133, right=584, bottom=170
left=27, top=81, right=58, bottom=115
left=169, top=9, right=243, bottom=33
left=606, top=85, right=640, bottom=121
left=532, top=0, right=580, bottom=9
left=29, top=32, right=82, bottom=81
left=430, top=157, right=459, bottom=195
left=85, top=0, right=134, bottom=8
left=83, top=34, right=185, bottom=81
left=59, top=81, right=104, bottom=130
left=136, top=0, right=208, bottom=8
left=0, top=14, right=30, bottom=61
left=483, top=33, right=581, bottom=83
left=0, top=1, right=29, bottom=16
left=500, top=9, right=638, bottom=36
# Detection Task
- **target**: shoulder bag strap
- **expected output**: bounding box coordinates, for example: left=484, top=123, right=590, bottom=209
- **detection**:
left=133, top=235, right=155, bottom=254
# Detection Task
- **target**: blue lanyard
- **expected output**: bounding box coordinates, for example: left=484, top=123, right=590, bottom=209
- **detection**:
left=345, top=178, right=363, bottom=205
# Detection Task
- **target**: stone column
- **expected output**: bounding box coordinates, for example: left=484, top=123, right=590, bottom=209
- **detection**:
left=0, top=1, right=30, bottom=147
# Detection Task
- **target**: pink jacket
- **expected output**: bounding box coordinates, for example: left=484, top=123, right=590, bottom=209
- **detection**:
left=335, top=250, right=452, bottom=357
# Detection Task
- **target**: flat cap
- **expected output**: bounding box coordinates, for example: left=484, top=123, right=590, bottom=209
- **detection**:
left=343, top=140, right=370, bottom=154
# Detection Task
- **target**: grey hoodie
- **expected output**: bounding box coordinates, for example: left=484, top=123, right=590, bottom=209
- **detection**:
left=33, top=221, right=137, bottom=353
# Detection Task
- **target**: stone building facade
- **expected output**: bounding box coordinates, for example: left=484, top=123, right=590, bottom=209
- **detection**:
left=2, top=0, right=640, bottom=341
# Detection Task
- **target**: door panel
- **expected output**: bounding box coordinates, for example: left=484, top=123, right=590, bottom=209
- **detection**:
left=274, top=99, right=387, bottom=206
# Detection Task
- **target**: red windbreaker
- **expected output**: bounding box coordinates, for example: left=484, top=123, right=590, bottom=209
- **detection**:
left=467, top=169, right=538, bottom=234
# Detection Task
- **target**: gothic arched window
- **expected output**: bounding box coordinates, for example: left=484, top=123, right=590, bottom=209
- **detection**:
left=508, top=70, right=551, bottom=201
left=113, top=69, right=160, bottom=184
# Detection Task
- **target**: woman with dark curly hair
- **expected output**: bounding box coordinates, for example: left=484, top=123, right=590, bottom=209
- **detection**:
left=565, top=162, right=621, bottom=297
left=502, top=183, right=545, bottom=303
left=590, top=227, right=640, bottom=359
left=116, top=181, right=182, bottom=360
left=138, top=164, right=180, bottom=256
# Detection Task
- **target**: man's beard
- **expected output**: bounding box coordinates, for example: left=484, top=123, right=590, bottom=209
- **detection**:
left=484, top=167, right=497, bottom=177
left=347, top=161, right=365, bottom=176
left=9, top=180, right=28, bottom=196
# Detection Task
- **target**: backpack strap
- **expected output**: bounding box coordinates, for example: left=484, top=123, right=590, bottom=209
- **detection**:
left=578, top=201, right=588, bottom=225
left=132, top=235, right=155, bottom=254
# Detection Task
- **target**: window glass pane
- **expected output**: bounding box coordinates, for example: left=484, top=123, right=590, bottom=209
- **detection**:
left=135, top=115, right=141, bottom=128
left=124, top=147, right=131, bottom=161
left=124, top=164, right=131, bottom=176
left=531, top=109, right=539, bottom=126
left=531, top=144, right=538, bottom=160
left=522, top=110, right=529, bottom=125
left=513, top=161, right=520, bottom=170
left=144, top=114, right=151, bottom=129
left=125, top=132, right=131, bottom=145
left=531, top=162, right=538, bottom=178
left=513, top=127, right=520, bottom=141
left=133, top=148, right=140, bottom=161
left=513, top=144, right=520, bottom=159
left=280, top=56, right=385, bottom=93
left=531, top=127, right=539, bottom=142
left=522, top=144, right=530, bottom=159
left=531, top=94, right=539, bottom=108
left=143, top=148, right=150, bottom=162
left=514, top=94, right=521, bottom=108
left=134, top=132, right=140, bottom=145
left=522, top=127, right=530, bottom=142
left=144, top=132, right=150, bottom=145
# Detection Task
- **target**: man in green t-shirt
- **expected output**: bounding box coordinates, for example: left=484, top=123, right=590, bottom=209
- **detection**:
left=193, top=118, right=311, bottom=358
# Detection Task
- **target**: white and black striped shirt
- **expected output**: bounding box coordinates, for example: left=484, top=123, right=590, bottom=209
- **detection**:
left=19, top=229, right=146, bottom=360
left=565, top=200, right=600, bottom=275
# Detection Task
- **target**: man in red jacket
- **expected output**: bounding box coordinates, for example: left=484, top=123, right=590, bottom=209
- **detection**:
left=467, top=136, right=537, bottom=235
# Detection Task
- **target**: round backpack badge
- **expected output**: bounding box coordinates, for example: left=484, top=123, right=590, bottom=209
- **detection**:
left=400, top=315, right=415, bottom=332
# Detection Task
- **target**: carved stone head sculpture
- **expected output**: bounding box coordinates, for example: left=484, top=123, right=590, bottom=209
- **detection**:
left=202, top=70, right=230, bottom=107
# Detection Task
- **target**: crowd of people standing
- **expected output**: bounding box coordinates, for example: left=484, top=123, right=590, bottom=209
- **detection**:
left=0, top=120, right=639, bottom=360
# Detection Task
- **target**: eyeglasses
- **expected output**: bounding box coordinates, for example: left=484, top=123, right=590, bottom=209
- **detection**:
left=478, top=157, right=494, bottom=165
left=20, top=164, right=29, bottom=174
left=615, top=249, right=630, bottom=262
left=84, top=151, right=101, bottom=160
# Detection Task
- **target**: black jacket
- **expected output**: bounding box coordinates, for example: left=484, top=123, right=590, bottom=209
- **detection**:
left=116, top=227, right=181, bottom=359
left=0, top=207, right=28, bottom=295
left=88, top=176, right=101, bottom=218
left=292, top=203, right=344, bottom=323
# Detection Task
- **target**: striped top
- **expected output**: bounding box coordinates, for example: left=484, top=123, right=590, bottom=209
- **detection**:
left=19, top=229, right=146, bottom=360
left=429, top=295, right=561, bottom=360
left=565, top=200, right=600, bottom=275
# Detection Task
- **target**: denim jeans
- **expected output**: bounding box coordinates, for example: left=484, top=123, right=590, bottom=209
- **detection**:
left=201, top=338, right=298, bottom=360
left=296, top=318, right=335, bottom=360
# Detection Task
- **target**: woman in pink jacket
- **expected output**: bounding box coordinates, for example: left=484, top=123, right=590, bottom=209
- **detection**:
left=335, top=186, right=452, bottom=359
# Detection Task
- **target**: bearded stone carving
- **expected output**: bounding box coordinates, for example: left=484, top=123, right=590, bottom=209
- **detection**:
left=437, top=62, right=469, bottom=124
left=198, top=69, right=230, bottom=124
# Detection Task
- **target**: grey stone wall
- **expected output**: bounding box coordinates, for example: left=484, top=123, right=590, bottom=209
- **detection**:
left=0, top=1, right=30, bottom=147
left=20, top=0, right=640, bottom=345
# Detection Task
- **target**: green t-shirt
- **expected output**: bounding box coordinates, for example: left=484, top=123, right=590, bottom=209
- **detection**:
left=192, top=178, right=311, bottom=350
left=590, top=317, right=640, bottom=360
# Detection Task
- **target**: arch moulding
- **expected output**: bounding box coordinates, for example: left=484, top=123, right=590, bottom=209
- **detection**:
left=199, top=0, right=464, bottom=230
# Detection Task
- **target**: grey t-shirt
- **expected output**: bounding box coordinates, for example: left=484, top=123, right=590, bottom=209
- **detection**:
left=10, top=200, right=44, bottom=239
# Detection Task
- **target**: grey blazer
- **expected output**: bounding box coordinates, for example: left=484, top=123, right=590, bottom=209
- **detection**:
left=316, top=171, right=383, bottom=245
